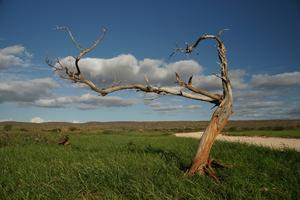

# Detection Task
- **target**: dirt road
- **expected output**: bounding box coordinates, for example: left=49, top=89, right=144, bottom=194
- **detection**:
left=174, top=132, right=300, bottom=152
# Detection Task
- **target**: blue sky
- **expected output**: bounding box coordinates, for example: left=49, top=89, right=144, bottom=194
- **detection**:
left=0, top=0, right=300, bottom=122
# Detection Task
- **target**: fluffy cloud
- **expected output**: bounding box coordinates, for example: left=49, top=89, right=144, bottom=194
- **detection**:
left=229, top=69, right=248, bottom=89
left=234, top=99, right=300, bottom=119
left=232, top=71, right=300, bottom=119
left=33, top=93, right=137, bottom=109
left=57, top=55, right=248, bottom=92
left=286, top=105, right=300, bottom=119
left=146, top=100, right=201, bottom=113
left=0, top=78, right=58, bottom=103
left=251, top=71, right=300, bottom=88
left=0, top=118, right=13, bottom=122
left=175, top=69, right=247, bottom=92
left=55, top=55, right=256, bottom=115
left=0, top=45, right=32, bottom=69
left=58, top=55, right=202, bottom=86
left=236, top=100, right=284, bottom=110
left=30, top=117, right=44, bottom=123
left=1, top=46, right=298, bottom=119
left=191, top=74, right=221, bottom=91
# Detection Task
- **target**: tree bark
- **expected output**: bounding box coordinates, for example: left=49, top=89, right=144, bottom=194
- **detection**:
left=186, top=35, right=233, bottom=177
left=186, top=97, right=233, bottom=176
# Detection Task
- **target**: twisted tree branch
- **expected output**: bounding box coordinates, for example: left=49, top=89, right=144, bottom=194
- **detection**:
left=48, top=27, right=230, bottom=106
left=175, top=72, right=222, bottom=104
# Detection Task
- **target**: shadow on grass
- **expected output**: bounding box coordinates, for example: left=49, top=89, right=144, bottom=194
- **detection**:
left=126, top=141, right=190, bottom=171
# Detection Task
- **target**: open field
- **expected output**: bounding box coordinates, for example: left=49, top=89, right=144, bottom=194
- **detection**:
left=1, top=120, right=300, bottom=138
left=1, top=130, right=300, bottom=200
left=1, top=121, right=300, bottom=199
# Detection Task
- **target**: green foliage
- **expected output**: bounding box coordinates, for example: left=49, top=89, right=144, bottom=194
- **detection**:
left=19, top=128, right=29, bottom=132
left=102, top=129, right=120, bottom=135
left=48, top=128, right=62, bottom=133
left=3, top=124, right=13, bottom=132
left=228, top=127, right=237, bottom=132
left=272, top=126, right=284, bottom=131
left=0, top=133, right=299, bottom=199
left=69, top=127, right=80, bottom=132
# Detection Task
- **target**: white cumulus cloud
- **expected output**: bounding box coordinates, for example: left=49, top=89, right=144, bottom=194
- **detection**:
left=251, top=71, right=300, bottom=88
left=57, top=55, right=202, bottom=86
left=0, top=78, right=58, bottom=103
left=0, top=45, right=32, bottom=69
left=147, top=100, right=201, bottom=113
left=56, top=55, right=247, bottom=93
left=33, top=93, right=137, bottom=109
left=30, top=117, right=44, bottom=123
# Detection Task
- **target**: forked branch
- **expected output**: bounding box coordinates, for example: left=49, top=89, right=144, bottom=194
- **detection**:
left=171, top=30, right=231, bottom=99
left=48, top=27, right=229, bottom=105
left=56, top=26, right=107, bottom=76
left=175, top=73, right=222, bottom=104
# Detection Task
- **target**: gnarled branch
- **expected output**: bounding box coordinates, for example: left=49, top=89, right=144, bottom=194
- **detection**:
left=65, top=76, right=218, bottom=103
left=171, top=31, right=231, bottom=101
left=48, top=26, right=227, bottom=105
left=175, top=72, right=222, bottom=104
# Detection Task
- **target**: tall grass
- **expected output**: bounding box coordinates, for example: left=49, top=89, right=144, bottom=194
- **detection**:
left=0, top=133, right=299, bottom=199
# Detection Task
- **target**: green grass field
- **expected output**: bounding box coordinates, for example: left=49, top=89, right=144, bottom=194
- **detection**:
left=1, top=132, right=299, bottom=200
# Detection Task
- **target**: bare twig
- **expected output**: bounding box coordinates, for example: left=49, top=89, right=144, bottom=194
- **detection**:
left=169, top=42, right=194, bottom=58
left=55, top=26, right=84, bottom=50
left=212, top=73, right=227, bottom=82
left=217, top=28, right=230, bottom=37
left=55, top=26, right=107, bottom=77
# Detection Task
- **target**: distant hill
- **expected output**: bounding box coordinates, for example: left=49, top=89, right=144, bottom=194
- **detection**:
left=1, top=120, right=300, bottom=133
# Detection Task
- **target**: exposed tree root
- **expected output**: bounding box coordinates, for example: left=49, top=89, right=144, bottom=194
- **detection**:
left=204, top=162, right=220, bottom=183
left=211, top=159, right=233, bottom=169
left=185, top=158, right=232, bottom=183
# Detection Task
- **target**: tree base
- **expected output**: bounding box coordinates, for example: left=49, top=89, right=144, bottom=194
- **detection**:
left=185, top=158, right=232, bottom=183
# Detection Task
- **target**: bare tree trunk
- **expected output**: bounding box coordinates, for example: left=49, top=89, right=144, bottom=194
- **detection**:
left=186, top=35, right=233, bottom=178
left=186, top=98, right=233, bottom=176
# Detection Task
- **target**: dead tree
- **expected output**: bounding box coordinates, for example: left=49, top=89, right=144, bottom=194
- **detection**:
left=47, top=27, right=233, bottom=180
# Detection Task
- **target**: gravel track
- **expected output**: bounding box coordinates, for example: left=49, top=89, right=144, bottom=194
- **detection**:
left=175, top=132, right=300, bottom=152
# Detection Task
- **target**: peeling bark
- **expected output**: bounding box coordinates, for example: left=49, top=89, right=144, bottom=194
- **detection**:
left=186, top=99, right=233, bottom=176
left=185, top=34, right=233, bottom=177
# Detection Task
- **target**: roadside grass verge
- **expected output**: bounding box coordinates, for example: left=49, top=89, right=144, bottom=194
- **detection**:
left=0, top=133, right=299, bottom=199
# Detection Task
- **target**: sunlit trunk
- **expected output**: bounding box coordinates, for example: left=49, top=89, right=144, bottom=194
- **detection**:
left=187, top=96, right=233, bottom=176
